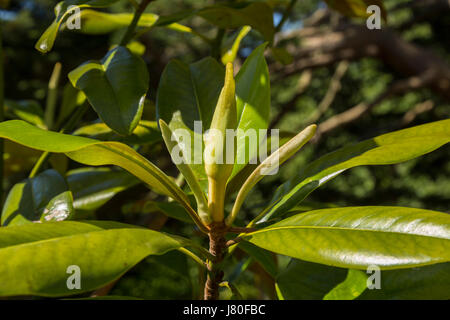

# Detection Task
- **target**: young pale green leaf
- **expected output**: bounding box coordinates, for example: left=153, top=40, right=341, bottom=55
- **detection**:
left=227, top=125, right=316, bottom=225
left=1, top=169, right=74, bottom=226
left=259, top=119, right=450, bottom=223
left=221, top=26, right=251, bottom=65
left=68, top=46, right=149, bottom=135
left=276, top=259, right=352, bottom=300
left=0, top=220, right=183, bottom=297
left=74, top=120, right=161, bottom=145
left=231, top=43, right=271, bottom=179
left=0, top=120, right=194, bottom=216
left=67, top=167, right=139, bottom=211
left=64, top=10, right=159, bottom=34
left=62, top=9, right=190, bottom=35
left=245, top=206, right=450, bottom=270
left=156, top=57, right=225, bottom=192
left=198, top=2, right=274, bottom=42
left=159, top=119, right=210, bottom=223
left=358, top=262, right=450, bottom=300
left=35, top=0, right=121, bottom=53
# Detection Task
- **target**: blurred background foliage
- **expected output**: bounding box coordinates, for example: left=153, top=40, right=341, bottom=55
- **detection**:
left=0, top=0, right=448, bottom=299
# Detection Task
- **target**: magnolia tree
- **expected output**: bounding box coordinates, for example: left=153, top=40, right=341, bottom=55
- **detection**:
left=0, top=0, right=448, bottom=300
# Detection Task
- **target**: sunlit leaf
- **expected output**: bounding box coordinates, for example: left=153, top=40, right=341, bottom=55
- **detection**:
left=245, top=206, right=450, bottom=270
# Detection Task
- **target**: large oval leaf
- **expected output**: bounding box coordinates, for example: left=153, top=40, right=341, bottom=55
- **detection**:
left=1, top=169, right=74, bottom=226
left=0, top=221, right=182, bottom=297
left=156, top=57, right=225, bottom=191
left=231, top=43, right=271, bottom=179
left=245, top=206, right=450, bottom=270
left=68, top=46, right=149, bottom=135
left=0, top=120, right=191, bottom=214
left=259, top=119, right=450, bottom=222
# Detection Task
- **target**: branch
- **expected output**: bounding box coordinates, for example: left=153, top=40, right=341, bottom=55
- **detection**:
left=399, top=100, right=434, bottom=127
left=304, top=60, right=349, bottom=126
left=269, top=69, right=312, bottom=129
left=314, top=71, right=436, bottom=140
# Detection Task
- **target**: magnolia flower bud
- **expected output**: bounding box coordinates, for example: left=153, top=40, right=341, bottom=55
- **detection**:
left=204, top=62, right=237, bottom=221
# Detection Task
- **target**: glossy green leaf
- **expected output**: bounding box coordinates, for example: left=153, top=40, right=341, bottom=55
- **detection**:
left=245, top=206, right=450, bottom=270
left=1, top=169, right=74, bottom=226
left=156, top=57, right=225, bottom=191
left=231, top=43, right=271, bottom=179
left=66, top=167, right=139, bottom=211
left=198, top=2, right=274, bottom=42
left=358, top=262, right=450, bottom=300
left=0, top=120, right=192, bottom=213
left=69, top=46, right=149, bottom=135
left=35, top=0, right=120, bottom=53
left=0, top=220, right=183, bottom=297
left=260, top=119, right=450, bottom=222
left=74, top=120, right=161, bottom=145
left=4, top=100, right=46, bottom=128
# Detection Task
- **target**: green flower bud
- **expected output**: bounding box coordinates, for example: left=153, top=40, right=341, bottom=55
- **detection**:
left=204, top=62, right=237, bottom=221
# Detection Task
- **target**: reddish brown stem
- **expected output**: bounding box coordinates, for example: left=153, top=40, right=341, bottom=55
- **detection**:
left=203, top=222, right=228, bottom=300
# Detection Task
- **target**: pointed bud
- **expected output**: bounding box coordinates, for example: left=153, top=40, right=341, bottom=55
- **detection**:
left=204, top=62, right=237, bottom=221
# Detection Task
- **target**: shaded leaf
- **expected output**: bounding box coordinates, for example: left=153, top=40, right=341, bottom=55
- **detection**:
left=68, top=46, right=149, bottom=135
left=1, top=169, right=74, bottom=226
left=4, top=100, right=46, bottom=128
left=358, top=262, right=450, bottom=300
left=66, top=167, right=140, bottom=211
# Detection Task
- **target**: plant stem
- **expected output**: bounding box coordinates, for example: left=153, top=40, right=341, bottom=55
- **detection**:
left=0, top=22, right=4, bottom=205
left=120, top=0, right=153, bottom=46
left=44, top=62, right=62, bottom=130
left=275, top=0, right=298, bottom=33
left=207, top=178, right=226, bottom=222
left=204, top=222, right=227, bottom=300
